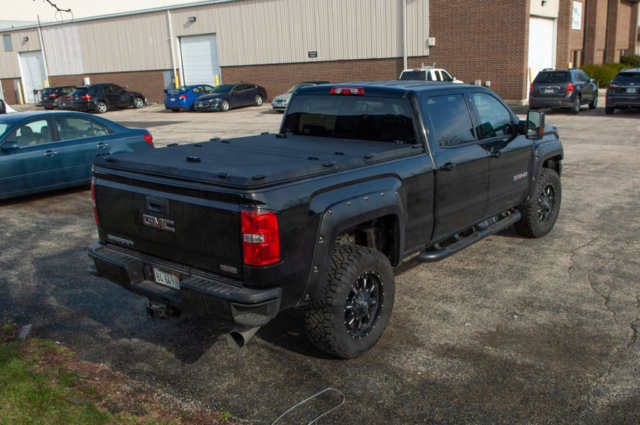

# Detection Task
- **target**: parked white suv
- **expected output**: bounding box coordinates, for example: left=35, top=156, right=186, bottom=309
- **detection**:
left=399, top=68, right=463, bottom=84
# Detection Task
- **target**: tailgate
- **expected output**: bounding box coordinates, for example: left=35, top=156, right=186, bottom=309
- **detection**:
left=94, top=172, right=244, bottom=280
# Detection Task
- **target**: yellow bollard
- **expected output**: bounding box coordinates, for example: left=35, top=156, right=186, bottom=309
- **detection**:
left=174, top=75, right=179, bottom=88
left=44, top=80, right=49, bottom=88
left=16, top=82, right=24, bottom=105
left=215, top=74, right=219, bottom=86
left=568, top=62, right=573, bottom=69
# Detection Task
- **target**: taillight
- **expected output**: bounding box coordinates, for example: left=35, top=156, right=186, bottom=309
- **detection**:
left=566, top=83, right=575, bottom=93
left=241, top=211, right=280, bottom=266
left=608, top=83, right=619, bottom=89
left=143, top=134, right=153, bottom=144
left=179, top=95, right=187, bottom=100
left=50, top=93, right=58, bottom=98
left=529, top=84, right=533, bottom=93
left=91, top=178, right=100, bottom=226
left=82, top=94, right=91, bottom=100
left=330, top=87, right=364, bottom=95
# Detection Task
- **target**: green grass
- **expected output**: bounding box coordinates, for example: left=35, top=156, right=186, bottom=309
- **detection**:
left=0, top=340, right=177, bottom=425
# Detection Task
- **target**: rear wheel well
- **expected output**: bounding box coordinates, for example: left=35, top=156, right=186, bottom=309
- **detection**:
left=335, top=215, right=400, bottom=266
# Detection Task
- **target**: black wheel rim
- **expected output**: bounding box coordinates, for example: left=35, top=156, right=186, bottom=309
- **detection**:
left=537, top=183, right=556, bottom=223
left=344, top=270, right=384, bottom=339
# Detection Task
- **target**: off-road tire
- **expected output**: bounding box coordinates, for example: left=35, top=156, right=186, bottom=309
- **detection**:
left=570, top=95, right=581, bottom=114
left=589, top=93, right=597, bottom=110
left=605, top=106, right=614, bottom=115
left=514, top=168, right=561, bottom=238
left=304, top=245, right=395, bottom=359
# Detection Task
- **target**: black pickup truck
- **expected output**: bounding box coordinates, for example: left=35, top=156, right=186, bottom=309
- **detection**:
left=87, top=82, right=563, bottom=358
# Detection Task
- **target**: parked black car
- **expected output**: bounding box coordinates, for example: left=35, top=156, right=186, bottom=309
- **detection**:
left=194, top=83, right=267, bottom=112
left=61, top=84, right=146, bottom=113
left=605, top=68, right=640, bottom=115
left=41, top=86, right=76, bottom=109
left=529, top=68, right=597, bottom=114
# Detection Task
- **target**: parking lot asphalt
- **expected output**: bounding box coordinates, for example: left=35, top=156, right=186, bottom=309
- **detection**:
left=1, top=103, right=639, bottom=424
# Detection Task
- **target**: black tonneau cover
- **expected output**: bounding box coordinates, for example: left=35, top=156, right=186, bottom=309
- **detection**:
left=94, top=134, right=422, bottom=188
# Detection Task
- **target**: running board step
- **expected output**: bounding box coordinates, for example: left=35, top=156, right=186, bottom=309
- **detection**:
left=417, top=211, right=521, bottom=263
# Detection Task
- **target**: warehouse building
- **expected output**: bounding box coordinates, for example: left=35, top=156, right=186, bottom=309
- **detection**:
left=0, top=0, right=637, bottom=105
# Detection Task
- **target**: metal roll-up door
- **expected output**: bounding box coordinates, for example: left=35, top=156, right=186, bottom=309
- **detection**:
left=180, top=34, right=221, bottom=87
left=528, top=17, right=556, bottom=96
left=20, top=51, right=47, bottom=104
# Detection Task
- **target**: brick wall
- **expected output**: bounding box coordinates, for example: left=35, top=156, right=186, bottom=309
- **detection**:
left=1, top=78, right=19, bottom=105
left=49, top=70, right=166, bottom=103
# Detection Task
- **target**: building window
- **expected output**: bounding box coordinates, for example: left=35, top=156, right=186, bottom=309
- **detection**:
left=3, top=34, right=13, bottom=52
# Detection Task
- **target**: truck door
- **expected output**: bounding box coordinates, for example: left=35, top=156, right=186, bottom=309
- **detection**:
left=422, top=92, right=489, bottom=239
left=468, top=92, right=532, bottom=216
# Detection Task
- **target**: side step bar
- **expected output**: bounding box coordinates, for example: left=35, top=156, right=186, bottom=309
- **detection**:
left=417, top=211, right=521, bottom=263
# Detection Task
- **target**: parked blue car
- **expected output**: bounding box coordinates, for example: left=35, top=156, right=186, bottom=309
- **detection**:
left=164, top=85, right=215, bottom=112
left=0, top=111, right=154, bottom=200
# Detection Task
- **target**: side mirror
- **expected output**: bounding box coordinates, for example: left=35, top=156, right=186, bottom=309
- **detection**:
left=526, top=110, right=545, bottom=140
left=452, top=77, right=457, bottom=81
left=1, top=141, right=19, bottom=151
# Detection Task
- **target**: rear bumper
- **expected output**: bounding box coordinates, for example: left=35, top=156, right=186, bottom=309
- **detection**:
left=72, top=100, right=96, bottom=111
left=606, top=95, right=640, bottom=109
left=87, top=242, right=281, bottom=327
left=529, top=94, right=575, bottom=108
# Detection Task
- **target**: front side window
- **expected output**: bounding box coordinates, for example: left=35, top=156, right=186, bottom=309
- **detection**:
left=441, top=72, right=453, bottom=82
left=6, top=119, right=51, bottom=147
left=55, top=117, right=95, bottom=140
left=424, top=94, right=476, bottom=147
left=471, top=93, right=513, bottom=139
left=282, top=95, right=416, bottom=143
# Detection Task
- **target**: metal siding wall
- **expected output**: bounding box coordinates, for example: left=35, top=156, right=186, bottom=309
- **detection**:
left=171, top=0, right=429, bottom=66
left=77, top=12, right=172, bottom=73
left=0, top=29, right=41, bottom=78
left=42, top=24, right=85, bottom=76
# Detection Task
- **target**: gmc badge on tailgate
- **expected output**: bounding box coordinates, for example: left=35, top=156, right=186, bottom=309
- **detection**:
left=142, top=214, right=175, bottom=232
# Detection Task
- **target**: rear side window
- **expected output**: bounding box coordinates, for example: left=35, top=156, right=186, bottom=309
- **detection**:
left=282, top=95, right=416, bottom=143
left=423, top=94, right=476, bottom=147
left=55, top=117, right=95, bottom=140
left=614, top=72, right=640, bottom=83
left=534, top=72, right=569, bottom=83
left=400, top=71, right=427, bottom=81
left=72, top=88, right=88, bottom=96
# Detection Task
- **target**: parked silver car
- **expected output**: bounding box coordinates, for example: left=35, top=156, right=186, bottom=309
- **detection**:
left=271, top=81, right=329, bottom=112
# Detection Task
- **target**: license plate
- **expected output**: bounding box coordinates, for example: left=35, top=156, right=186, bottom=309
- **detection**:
left=171, top=97, right=176, bottom=101
left=198, top=102, right=203, bottom=107
left=626, top=88, right=636, bottom=93
left=153, top=268, right=180, bottom=290
left=276, top=102, right=282, bottom=106
left=544, top=88, right=554, bottom=94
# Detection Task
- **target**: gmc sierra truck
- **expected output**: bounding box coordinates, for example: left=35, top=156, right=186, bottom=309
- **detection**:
left=87, top=81, right=563, bottom=358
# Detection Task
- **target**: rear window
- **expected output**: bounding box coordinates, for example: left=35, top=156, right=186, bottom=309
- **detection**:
left=534, top=72, right=569, bottom=83
left=614, top=72, right=640, bottom=83
left=71, top=88, right=88, bottom=96
left=400, top=71, right=427, bottom=81
left=281, top=95, right=416, bottom=143
left=43, top=88, right=54, bottom=95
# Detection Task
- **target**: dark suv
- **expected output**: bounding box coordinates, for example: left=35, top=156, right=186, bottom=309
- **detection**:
left=41, top=86, right=75, bottom=109
left=605, top=68, right=640, bottom=115
left=529, top=68, right=597, bottom=114
left=67, top=84, right=146, bottom=113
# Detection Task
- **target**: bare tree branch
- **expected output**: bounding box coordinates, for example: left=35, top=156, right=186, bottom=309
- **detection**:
left=39, top=0, right=71, bottom=14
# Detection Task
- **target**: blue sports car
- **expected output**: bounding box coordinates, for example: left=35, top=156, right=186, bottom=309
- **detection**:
left=164, top=84, right=215, bottom=112
left=0, top=111, right=154, bottom=200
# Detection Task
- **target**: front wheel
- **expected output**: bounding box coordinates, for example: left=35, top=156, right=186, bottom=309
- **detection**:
left=95, top=101, right=108, bottom=114
left=570, top=96, right=581, bottom=114
left=514, top=168, right=562, bottom=238
left=220, top=99, right=230, bottom=112
left=304, top=245, right=395, bottom=359
left=254, top=95, right=263, bottom=106
left=133, top=97, right=144, bottom=109
left=589, top=93, right=597, bottom=110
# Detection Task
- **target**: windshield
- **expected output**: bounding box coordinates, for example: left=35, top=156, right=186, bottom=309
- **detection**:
left=281, top=95, right=416, bottom=143
left=534, top=72, right=568, bottom=83
left=614, top=72, right=640, bottom=83
left=211, top=84, right=234, bottom=94
left=287, top=84, right=312, bottom=93
left=400, top=71, right=427, bottom=81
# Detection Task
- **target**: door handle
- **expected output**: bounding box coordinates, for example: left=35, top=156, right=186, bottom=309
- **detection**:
left=97, top=143, right=109, bottom=149
left=44, top=150, right=57, bottom=157
left=490, top=151, right=502, bottom=159
left=439, top=162, right=456, bottom=172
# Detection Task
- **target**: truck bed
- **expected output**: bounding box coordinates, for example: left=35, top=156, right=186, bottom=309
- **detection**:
left=93, top=134, right=422, bottom=188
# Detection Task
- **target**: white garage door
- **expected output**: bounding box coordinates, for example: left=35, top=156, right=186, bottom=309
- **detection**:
left=180, top=34, right=221, bottom=87
left=20, top=51, right=47, bottom=104
left=528, top=17, right=556, bottom=96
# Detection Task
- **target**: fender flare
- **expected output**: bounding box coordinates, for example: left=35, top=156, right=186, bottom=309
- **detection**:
left=300, top=177, right=405, bottom=304
left=529, top=140, right=563, bottom=198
